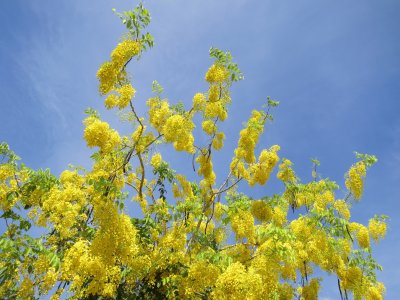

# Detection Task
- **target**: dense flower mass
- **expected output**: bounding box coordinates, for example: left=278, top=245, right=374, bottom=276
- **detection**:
left=345, top=161, right=366, bottom=200
left=97, top=39, right=141, bottom=96
left=83, top=116, right=121, bottom=153
left=233, top=110, right=266, bottom=164
left=0, top=4, right=387, bottom=300
left=162, top=114, right=196, bottom=153
left=205, top=64, right=229, bottom=84
left=277, top=158, right=297, bottom=183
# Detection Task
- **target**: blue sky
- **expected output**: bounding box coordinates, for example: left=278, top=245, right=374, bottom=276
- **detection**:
left=1, top=0, right=399, bottom=298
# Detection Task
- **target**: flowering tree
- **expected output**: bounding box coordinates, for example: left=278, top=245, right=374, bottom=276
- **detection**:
left=0, top=3, right=387, bottom=300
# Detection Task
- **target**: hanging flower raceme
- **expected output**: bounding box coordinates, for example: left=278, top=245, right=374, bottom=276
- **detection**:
left=162, top=113, right=196, bottom=153
left=97, top=39, right=141, bottom=96
left=345, top=161, right=367, bottom=200
left=83, top=116, right=121, bottom=153
left=196, top=151, right=216, bottom=186
left=147, top=97, right=173, bottom=132
left=233, top=110, right=266, bottom=164
left=277, top=158, right=297, bottom=183
left=248, top=145, right=280, bottom=186
left=368, top=218, right=387, bottom=243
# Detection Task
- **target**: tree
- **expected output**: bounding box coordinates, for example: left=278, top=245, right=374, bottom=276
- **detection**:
left=0, top=3, right=387, bottom=300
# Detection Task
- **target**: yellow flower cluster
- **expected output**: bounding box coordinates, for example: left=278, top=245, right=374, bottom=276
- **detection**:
left=212, top=132, right=225, bottom=150
left=40, top=268, right=57, bottom=294
left=301, top=278, right=320, bottom=300
left=196, top=152, right=216, bottom=186
left=97, top=39, right=141, bottom=95
left=162, top=114, right=195, bottom=153
left=356, top=224, right=370, bottom=249
left=60, top=170, right=84, bottom=186
left=192, top=93, right=207, bottom=111
left=91, top=199, right=139, bottom=264
left=105, top=84, right=136, bottom=109
left=231, top=209, right=255, bottom=242
left=150, top=153, right=162, bottom=168
left=159, top=223, right=186, bottom=253
left=212, top=262, right=263, bottom=300
left=202, top=119, right=216, bottom=135
left=204, top=101, right=228, bottom=120
left=340, top=266, right=363, bottom=290
left=0, top=166, right=18, bottom=211
left=0, top=164, right=13, bottom=181
left=214, top=203, right=226, bottom=221
left=366, top=282, right=385, bottom=300
left=248, top=145, right=280, bottom=186
left=182, top=261, right=220, bottom=298
left=111, top=39, right=141, bottom=66
left=251, top=200, right=272, bottom=222
left=313, top=190, right=335, bottom=213
left=147, top=97, right=173, bottom=132
left=41, top=185, right=86, bottom=239
left=61, top=202, right=138, bottom=298
left=333, top=199, right=351, bottom=220
left=83, top=117, right=121, bottom=153
left=368, top=218, right=387, bottom=243
left=233, top=110, right=266, bottom=164
left=205, top=64, right=229, bottom=83
left=272, top=206, right=287, bottom=227
left=193, top=64, right=232, bottom=123
left=345, top=161, right=366, bottom=200
left=174, top=174, right=195, bottom=200
left=17, top=277, right=34, bottom=299
left=277, top=158, right=297, bottom=183
left=249, top=255, right=280, bottom=297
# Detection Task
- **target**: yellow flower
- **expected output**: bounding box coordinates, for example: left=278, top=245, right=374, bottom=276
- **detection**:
left=97, top=39, right=140, bottom=96
left=202, top=120, right=216, bottom=135
left=248, top=145, right=280, bottom=186
left=345, top=162, right=366, bottom=200
left=251, top=200, right=272, bottom=222
left=117, top=84, right=136, bottom=108
left=356, top=225, right=370, bottom=249
left=196, top=152, right=216, bottom=185
left=302, top=278, right=320, bottom=300
left=333, top=200, right=351, bottom=220
left=212, top=132, right=225, bottom=150
left=83, top=117, right=121, bottom=153
left=368, top=219, right=386, bottom=243
left=277, top=158, right=297, bottom=183
left=212, top=262, right=263, bottom=300
left=147, top=97, right=173, bottom=132
left=163, top=114, right=195, bottom=153
left=105, top=94, right=118, bottom=109
left=192, top=93, right=207, bottom=111
left=150, top=153, right=162, bottom=168
left=231, top=209, right=255, bottom=242
left=205, top=64, right=229, bottom=83
left=17, top=277, right=34, bottom=299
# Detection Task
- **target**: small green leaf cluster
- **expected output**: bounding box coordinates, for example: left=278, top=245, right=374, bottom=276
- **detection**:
left=113, top=3, right=154, bottom=51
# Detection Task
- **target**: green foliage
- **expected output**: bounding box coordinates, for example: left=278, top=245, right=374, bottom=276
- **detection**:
left=355, top=152, right=378, bottom=167
left=0, top=142, right=20, bottom=165
left=113, top=2, right=154, bottom=51
left=84, top=107, right=100, bottom=119
left=152, top=80, right=164, bottom=96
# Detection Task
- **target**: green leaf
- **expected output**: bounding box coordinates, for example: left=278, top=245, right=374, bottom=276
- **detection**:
left=152, top=80, right=164, bottom=95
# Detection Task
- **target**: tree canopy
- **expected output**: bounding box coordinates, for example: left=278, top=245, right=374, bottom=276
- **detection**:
left=0, top=3, right=387, bottom=300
